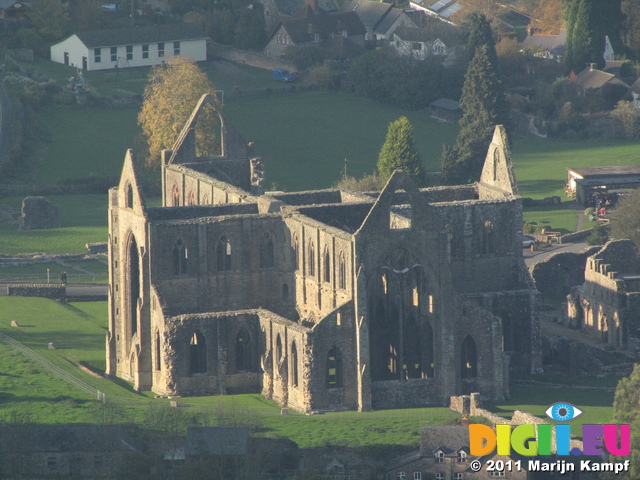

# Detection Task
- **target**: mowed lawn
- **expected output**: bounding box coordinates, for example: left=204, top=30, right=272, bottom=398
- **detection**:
left=0, top=194, right=108, bottom=254
left=34, top=106, right=141, bottom=184
left=224, top=91, right=459, bottom=190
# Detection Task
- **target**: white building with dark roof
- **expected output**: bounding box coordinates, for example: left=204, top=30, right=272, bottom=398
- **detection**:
left=50, top=23, right=207, bottom=71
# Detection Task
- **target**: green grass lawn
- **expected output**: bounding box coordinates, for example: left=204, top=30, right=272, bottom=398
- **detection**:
left=0, top=195, right=108, bottom=254
left=489, top=384, right=615, bottom=439
left=224, top=91, right=459, bottom=190
left=33, top=106, right=141, bottom=184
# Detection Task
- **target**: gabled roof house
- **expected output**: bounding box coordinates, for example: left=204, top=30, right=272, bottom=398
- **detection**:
left=342, top=0, right=417, bottom=42
left=50, top=23, right=207, bottom=71
left=264, top=0, right=366, bottom=59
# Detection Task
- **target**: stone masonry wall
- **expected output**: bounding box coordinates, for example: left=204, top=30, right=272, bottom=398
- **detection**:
left=7, top=284, right=65, bottom=300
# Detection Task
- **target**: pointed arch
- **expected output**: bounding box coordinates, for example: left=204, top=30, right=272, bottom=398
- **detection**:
left=293, top=234, right=299, bottom=269
left=127, top=234, right=140, bottom=337
left=125, top=183, right=134, bottom=209
left=189, top=331, right=207, bottom=374
left=216, top=235, right=232, bottom=271
left=338, top=252, right=346, bottom=290
left=282, top=283, right=290, bottom=302
left=308, top=241, right=315, bottom=277
left=172, top=239, right=188, bottom=275
left=323, top=247, right=331, bottom=283
left=260, top=231, right=274, bottom=268
left=291, top=340, right=299, bottom=387
left=187, top=190, right=196, bottom=206
left=235, top=328, right=252, bottom=372
left=172, top=185, right=179, bottom=206
left=155, top=330, right=161, bottom=371
left=461, top=335, right=477, bottom=378
left=327, top=346, right=343, bottom=388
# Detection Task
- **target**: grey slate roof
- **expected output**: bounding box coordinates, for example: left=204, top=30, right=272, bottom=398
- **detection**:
left=394, top=26, right=439, bottom=43
left=373, top=7, right=406, bottom=35
left=342, top=0, right=391, bottom=29
left=521, top=29, right=566, bottom=56
left=75, top=23, right=206, bottom=49
left=569, top=166, right=640, bottom=178
left=631, top=77, right=640, bottom=95
left=419, top=425, right=470, bottom=456
left=275, top=0, right=337, bottom=15
left=185, top=427, right=249, bottom=456
left=0, top=0, right=30, bottom=9
left=430, top=98, right=460, bottom=110
left=574, top=67, right=629, bottom=91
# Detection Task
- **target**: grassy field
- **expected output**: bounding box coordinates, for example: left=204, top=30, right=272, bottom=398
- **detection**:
left=0, top=195, right=108, bottom=254
left=0, top=296, right=618, bottom=446
left=223, top=91, right=459, bottom=190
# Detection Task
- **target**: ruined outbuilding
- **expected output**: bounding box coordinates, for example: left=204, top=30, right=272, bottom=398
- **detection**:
left=20, top=196, right=60, bottom=230
left=106, top=95, right=540, bottom=412
left=565, top=240, right=640, bottom=349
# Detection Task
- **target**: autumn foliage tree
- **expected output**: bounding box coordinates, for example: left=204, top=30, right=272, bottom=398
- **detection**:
left=138, top=57, right=220, bottom=167
left=531, top=0, right=564, bottom=34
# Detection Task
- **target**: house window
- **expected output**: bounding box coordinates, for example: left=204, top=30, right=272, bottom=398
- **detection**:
left=94, top=455, right=103, bottom=467
left=435, top=451, right=444, bottom=463
left=435, top=474, right=444, bottom=480
left=126, top=45, right=133, bottom=60
left=174, top=41, right=180, bottom=55
left=286, top=35, right=291, bottom=45
left=454, top=474, right=463, bottom=480
left=142, top=44, right=149, bottom=59
left=397, top=473, right=406, bottom=480
left=412, top=42, right=421, bottom=50
left=47, top=457, right=57, bottom=467
left=110, top=46, right=117, bottom=61
left=158, top=42, right=165, bottom=57
left=414, top=473, right=422, bottom=480
left=314, top=33, right=320, bottom=43
left=94, top=47, right=101, bottom=63
left=457, top=451, right=467, bottom=463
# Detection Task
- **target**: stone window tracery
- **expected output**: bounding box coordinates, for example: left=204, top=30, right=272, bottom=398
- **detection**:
left=338, top=252, right=346, bottom=290
left=291, top=341, right=298, bottom=387
left=327, top=346, right=342, bottom=388
left=460, top=335, right=477, bottom=378
left=260, top=232, right=275, bottom=268
left=308, top=241, right=315, bottom=277
left=323, top=247, right=331, bottom=283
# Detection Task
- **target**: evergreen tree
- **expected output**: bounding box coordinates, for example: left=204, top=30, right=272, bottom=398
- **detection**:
left=441, top=45, right=507, bottom=184
left=563, top=0, right=624, bottom=72
left=377, top=117, right=423, bottom=182
left=466, top=12, right=497, bottom=67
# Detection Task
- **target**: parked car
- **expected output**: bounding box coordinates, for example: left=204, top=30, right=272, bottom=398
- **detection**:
left=273, top=69, right=295, bottom=83
left=522, top=235, right=536, bottom=248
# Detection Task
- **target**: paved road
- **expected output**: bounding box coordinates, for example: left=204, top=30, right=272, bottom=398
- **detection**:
left=523, top=241, right=590, bottom=268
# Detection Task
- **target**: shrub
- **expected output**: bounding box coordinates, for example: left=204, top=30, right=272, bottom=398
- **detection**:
left=334, top=172, right=386, bottom=191
left=586, top=224, right=609, bottom=246
left=283, top=46, right=326, bottom=71
left=307, top=64, right=340, bottom=91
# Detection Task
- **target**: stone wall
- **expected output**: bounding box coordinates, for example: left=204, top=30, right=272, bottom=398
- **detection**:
left=7, top=284, right=65, bottom=300
left=529, top=247, right=601, bottom=300
left=20, top=197, right=60, bottom=230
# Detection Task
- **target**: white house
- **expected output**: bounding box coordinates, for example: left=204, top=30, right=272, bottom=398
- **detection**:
left=392, top=27, right=447, bottom=60
left=50, top=23, right=207, bottom=71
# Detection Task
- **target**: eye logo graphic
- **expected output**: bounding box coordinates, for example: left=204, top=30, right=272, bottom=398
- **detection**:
left=545, top=402, right=583, bottom=422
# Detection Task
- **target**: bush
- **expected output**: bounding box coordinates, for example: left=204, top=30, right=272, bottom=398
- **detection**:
left=586, top=224, right=609, bottom=246
left=334, top=172, right=386, bottom=191
left=283, top=46, right=326, bottom=71
left=307, top=64, right=340, bottom=91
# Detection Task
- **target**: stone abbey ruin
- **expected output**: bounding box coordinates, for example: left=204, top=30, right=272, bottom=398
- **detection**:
left=106, top=95, right=540, bottom=412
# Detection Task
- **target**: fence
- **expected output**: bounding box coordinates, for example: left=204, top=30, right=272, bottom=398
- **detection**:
left=0, top=331, right=105, bottom=402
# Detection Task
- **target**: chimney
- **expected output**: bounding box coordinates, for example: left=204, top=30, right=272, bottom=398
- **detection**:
left=590, top=63, right=596, bottom=71
left=306, top=0, right=319, bottom=12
